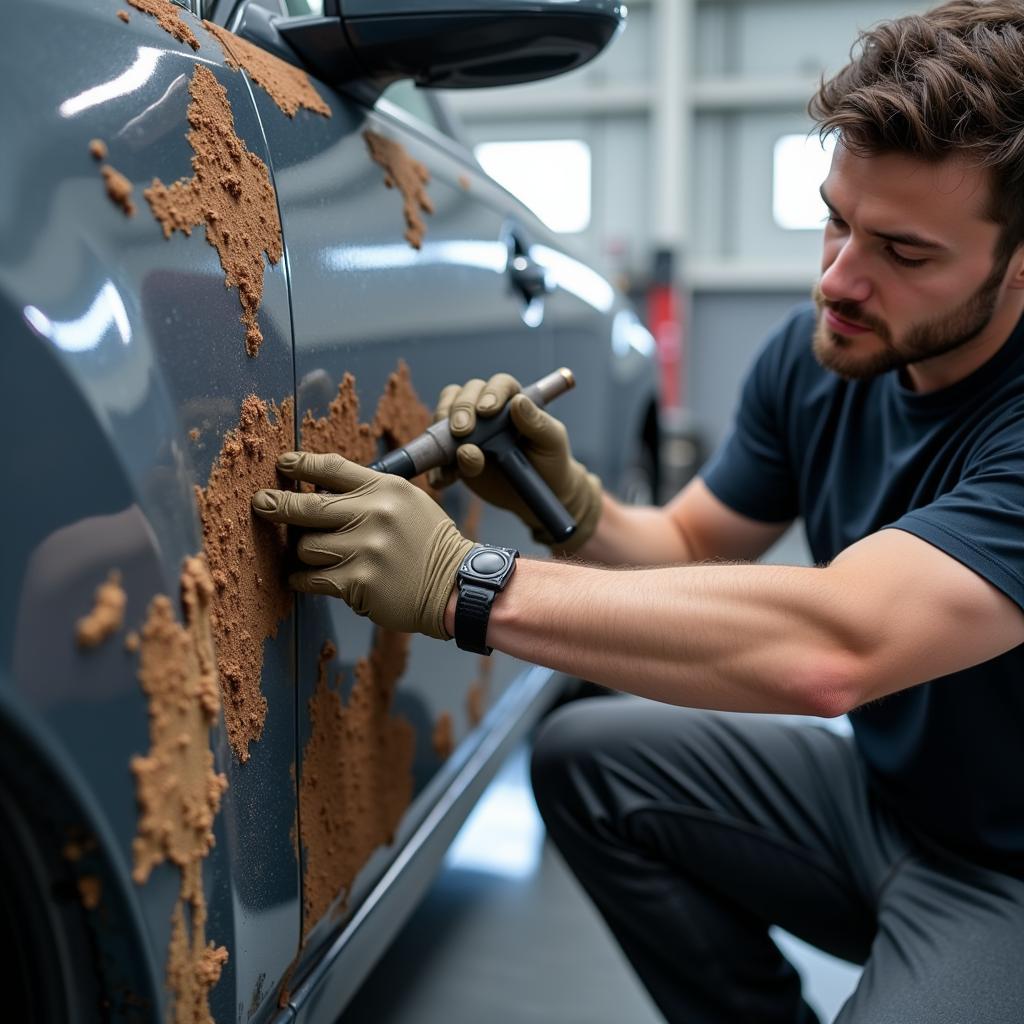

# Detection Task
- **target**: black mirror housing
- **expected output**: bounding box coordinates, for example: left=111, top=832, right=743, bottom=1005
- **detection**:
left=277, top=0, right=626, bottom=94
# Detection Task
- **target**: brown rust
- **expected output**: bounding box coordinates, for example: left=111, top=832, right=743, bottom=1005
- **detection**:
left=363, top=130, right=434, bottom=250
left=117, top=9, right=130, bottom=23
left=195, top=395, right=294, bottom=762
left=130, top=556, right=229, bottom=1024
left=127, top=0, right=199, bottom=50
left=102, top=165, right=137, bottom=217
left=298, top=637, right=415, bottom=937
left=202, top=21, right=331, bottom=119
left=89, top=138, right=108, bottom=161
left=144, top=64, right=283, bottom=357
left=432, top=712, right=454, bottom=760
left=78, top=876, right=102, bottom=911
left=466, top=655, right=493, bottom=728
left=76, top=570, right=126, bottom=648
left=300, top=372, right=378, bottom=467
left=372, top=360, right=438, bottom=499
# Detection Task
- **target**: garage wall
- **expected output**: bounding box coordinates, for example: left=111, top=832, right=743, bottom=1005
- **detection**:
left=437, top=0, right=929, bottom=454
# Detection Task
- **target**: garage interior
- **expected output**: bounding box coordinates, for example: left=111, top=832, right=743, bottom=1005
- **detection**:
left=341, top=1, right=925, bottom=1020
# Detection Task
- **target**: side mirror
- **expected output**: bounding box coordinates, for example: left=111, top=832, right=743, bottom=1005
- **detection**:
left=275, top=0, right=626, bottom=94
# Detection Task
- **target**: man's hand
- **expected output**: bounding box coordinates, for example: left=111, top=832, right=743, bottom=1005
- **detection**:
left=252, top=452, right=474, bottom=639
left=429, top=373, right=603, bottom=553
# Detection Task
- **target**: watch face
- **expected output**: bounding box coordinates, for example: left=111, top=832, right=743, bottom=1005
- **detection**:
left=468, top=550, right=510, bottom=577
left=460, top=545, right=518, bottom=587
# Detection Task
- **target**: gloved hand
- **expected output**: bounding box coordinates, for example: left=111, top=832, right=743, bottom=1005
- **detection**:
left=252, top=451, right=474, bottom=639
left=429, top=373, right=603, bottom=554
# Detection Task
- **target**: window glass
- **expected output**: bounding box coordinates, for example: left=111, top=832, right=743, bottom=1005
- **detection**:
left=772, top=132, right=836, bottom=231
left=378, top=80, right=439, bottom=130
left=285, top=0, right=323, bottom=13
left=474, top=139, right=592, bottom=234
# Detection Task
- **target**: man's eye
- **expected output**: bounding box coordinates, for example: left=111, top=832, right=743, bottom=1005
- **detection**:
left=824, top=214, right=847, bottom=229
left=886, top=246, right=928, bottom=268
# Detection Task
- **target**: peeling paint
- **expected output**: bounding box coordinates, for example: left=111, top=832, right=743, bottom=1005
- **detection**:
left=195, top=395, right=294, bottom=762
left=76, top=569, right=126, bottom=648
left=130, top=556, right=229, bottom=1024
left=363, top=131, right=434, bottom=250
left=300, top=372, right=377, bottom=468
left=127, top=0, right=200, bottom=51
left=298, top=637, right=414, bottom=937
left=145, top=64, right=283, bottom=357
left=89, top=138, right=108, bottom=161
left=373, top=359, right=439, bottom=499
left=202, top=21, right=331, bottom=120
left=117, top=9, right=130, bottom=23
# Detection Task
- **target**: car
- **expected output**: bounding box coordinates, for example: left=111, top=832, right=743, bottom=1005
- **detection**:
left=0, top=0, right=658, bottom=1020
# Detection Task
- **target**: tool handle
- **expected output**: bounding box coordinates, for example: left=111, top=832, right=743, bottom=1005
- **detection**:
left=493, top=446, right=576, bottom=542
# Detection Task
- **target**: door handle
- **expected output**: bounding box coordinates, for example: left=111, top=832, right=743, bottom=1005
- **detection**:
left=508, top=253, right=548, bottom=302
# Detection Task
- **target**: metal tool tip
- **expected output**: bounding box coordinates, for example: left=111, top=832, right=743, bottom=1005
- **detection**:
left=558, top=367, right=575, bottom=389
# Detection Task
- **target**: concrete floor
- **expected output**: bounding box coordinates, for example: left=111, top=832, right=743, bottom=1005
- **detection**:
left=340, top=734, right=862, bottom=1024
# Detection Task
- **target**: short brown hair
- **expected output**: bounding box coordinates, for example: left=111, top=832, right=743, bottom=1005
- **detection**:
left=810, top=0, right=1024, bottom=268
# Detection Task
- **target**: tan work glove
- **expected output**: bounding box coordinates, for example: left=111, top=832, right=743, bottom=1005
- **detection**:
left=252, top=451, right=474, bottom=639
left=429, top=373, right=603, bottom=555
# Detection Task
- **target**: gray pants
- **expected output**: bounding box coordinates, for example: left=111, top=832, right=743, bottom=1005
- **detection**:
left=530, top=697, right=1024, bottom=1024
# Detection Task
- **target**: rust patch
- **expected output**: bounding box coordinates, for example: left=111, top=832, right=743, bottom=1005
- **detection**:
left=125, top=631, right=141, bottom=653
left=363, top=131, right=434, bottom=250
left=89, top=138, right=108, bottom=161
left=63, top=836, right=96, bottom=862
left=202, top=21, right=331, bottom=120
left=102, top=164, right=137, bottom=217
left=144, top=64, right=283, bottom=357
left=117, top=9, right=130, bottom=23
left=78, top=876, right=102, bottom=911
left=432, top=712, right=454, bottom=760
left=189, top=427, right=201, bottom=443
left=457, top=174, right=471, bottom=191
left=466, top=655, right=493, bottom=728
left=76, top=570, right=126, bottom=648
left=298, top=637, right=415, bottom=937
left=195, top=395, right=294, bottom=763
left=130, top=556, right=229, bottom=1023
left=372, top=360, right=438, bottom=499
left=127, top=0, right=199, bottom=51
left=300, top=372, right=377, bottom=467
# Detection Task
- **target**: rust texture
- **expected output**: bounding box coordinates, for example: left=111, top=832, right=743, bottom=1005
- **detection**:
left=130, top=556, right=229, bottom=1024
left=89, top=138, right=108, bottom=161
left=432, top=712, right=454, bottom=761
left=78, top=876, right=102, bottom=911
left=363, top=130, right=434, bottom=250
left=76, top=570, right=126, bottom=648
left=102, top=164, right=137, bottom=217
left=372, top=360, right=438, bottom=498
left=117, top=9, right=130, bottom=23
left=127, top=0, right=199, bottom=50
left=195, top=395, right=294, bottom=763
left=125, top=631, right=141, bottom=653
left=300, top=372, right=377, bottom=467
left=202, top=21, right=331, bottom=119
left=466, top=655, right=493, bottom=728
left=299, top=638, right=415, bottom=937
left=144, top=64, right=283, bottom=357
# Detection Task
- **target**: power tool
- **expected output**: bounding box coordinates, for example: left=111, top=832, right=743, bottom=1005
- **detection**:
left=370, top=368, right=577, bottom=542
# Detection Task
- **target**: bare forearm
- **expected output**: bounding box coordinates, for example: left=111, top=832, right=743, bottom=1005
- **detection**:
left=572, top=492, right=694, bottom=566
left=448, top=558, right=857, bottom=715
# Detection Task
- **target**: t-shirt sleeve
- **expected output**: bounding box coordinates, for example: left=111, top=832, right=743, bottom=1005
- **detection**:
left=887, top=424, right=1024, bottom=611
left=699, top=313, right=803, bottom=524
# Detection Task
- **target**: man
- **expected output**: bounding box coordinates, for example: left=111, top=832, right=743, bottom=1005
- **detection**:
left=252, top=1, right=1024, bottom=1019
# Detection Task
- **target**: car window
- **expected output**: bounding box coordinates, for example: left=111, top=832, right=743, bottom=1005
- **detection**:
left=284, top=0, right=323, bottom=13
left=377, top=80, right=442, bottom=132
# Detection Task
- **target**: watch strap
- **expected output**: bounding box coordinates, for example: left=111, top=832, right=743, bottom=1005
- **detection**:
left=454, top=584, right=496, bottom=655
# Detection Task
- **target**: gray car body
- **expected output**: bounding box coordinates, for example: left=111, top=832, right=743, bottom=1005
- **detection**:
left=0, top=1, right=658, bottom=1020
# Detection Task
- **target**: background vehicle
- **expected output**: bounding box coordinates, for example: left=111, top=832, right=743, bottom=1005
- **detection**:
left=0, top=1, right=657, bottom=1020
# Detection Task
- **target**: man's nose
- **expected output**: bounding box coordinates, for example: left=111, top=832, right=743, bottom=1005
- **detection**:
left=819, top=238, right=872, bottom=305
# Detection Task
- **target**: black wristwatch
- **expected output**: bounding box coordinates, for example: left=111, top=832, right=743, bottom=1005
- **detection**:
left=453, top=545, right=519, bottom=656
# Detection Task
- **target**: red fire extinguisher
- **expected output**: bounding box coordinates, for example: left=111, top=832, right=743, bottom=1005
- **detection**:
left=646, top=249, right=685, bottom=414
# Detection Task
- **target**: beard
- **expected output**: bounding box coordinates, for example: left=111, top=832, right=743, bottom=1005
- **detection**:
left=811, top=261, right=1007, bottom=381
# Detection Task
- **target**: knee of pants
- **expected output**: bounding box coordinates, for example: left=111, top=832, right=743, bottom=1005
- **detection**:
left=530, top=698, right=604, bottom=829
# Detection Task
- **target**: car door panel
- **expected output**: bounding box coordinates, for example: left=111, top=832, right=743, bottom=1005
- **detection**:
left=0, top=2, right=300, bottom=1019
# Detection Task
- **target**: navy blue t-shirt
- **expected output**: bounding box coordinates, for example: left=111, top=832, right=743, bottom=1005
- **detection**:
left=701, top=302, right=1024, bottom=872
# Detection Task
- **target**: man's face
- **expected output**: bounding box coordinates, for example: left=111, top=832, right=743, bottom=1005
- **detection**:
left=813, top=145, right=1012, bottom=382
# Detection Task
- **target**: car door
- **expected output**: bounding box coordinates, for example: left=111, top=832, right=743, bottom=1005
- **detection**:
left=247, top=45, right=552, bottom=969
left=0, top=1, right=300, bottom=1020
